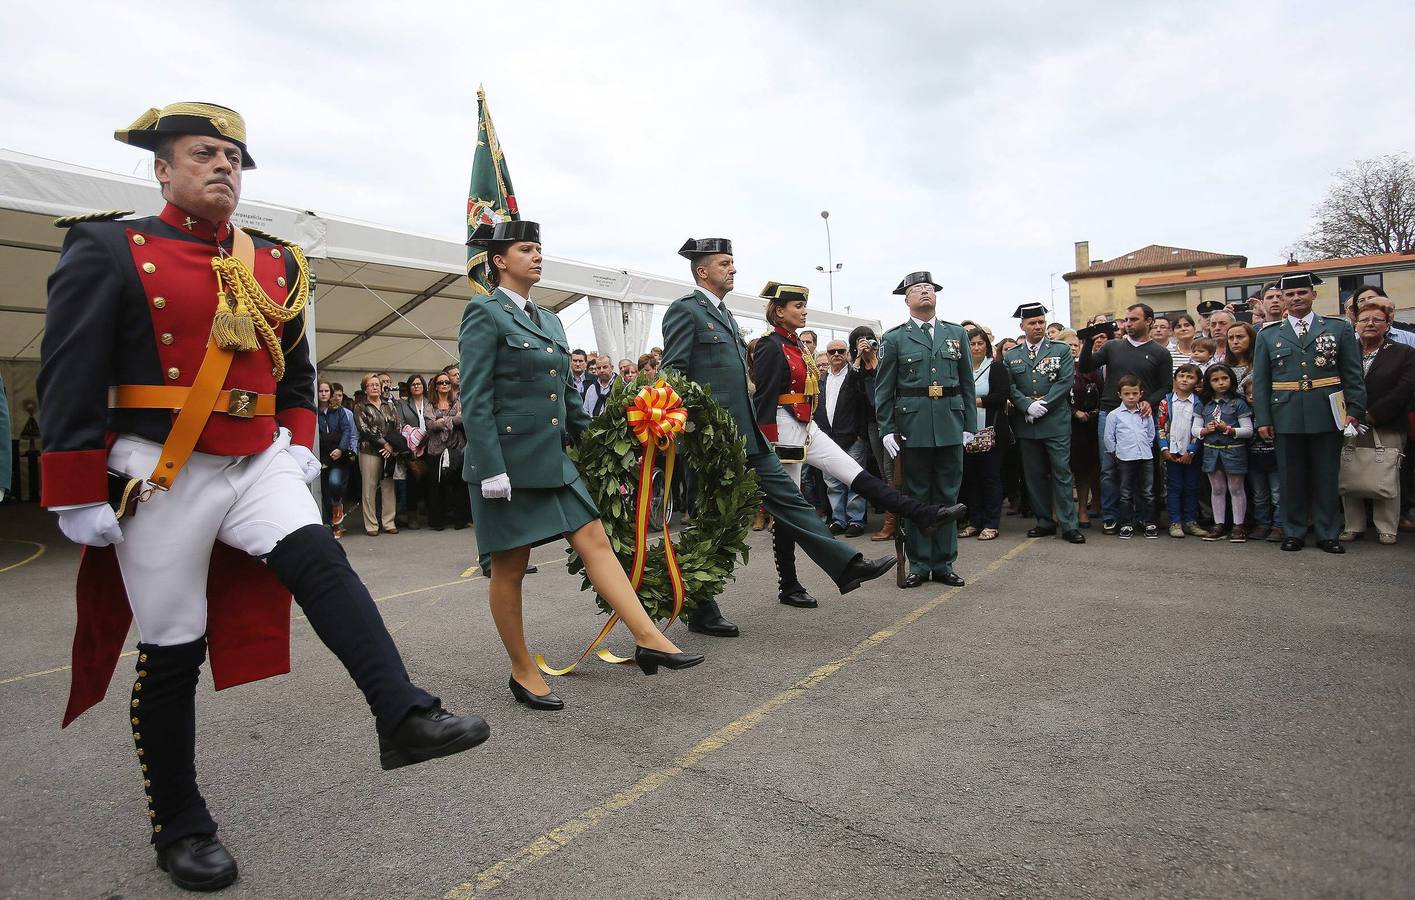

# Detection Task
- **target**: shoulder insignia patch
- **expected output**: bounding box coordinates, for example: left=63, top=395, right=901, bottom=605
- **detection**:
left=53, top=209, right=134, bottom=228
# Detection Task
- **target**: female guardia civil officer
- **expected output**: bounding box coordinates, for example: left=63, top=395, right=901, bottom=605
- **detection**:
left=459, top=221, right=703, bottom=710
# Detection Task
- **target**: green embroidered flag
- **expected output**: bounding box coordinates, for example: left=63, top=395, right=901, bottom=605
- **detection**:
left=465, top=86, right=519, bottom=294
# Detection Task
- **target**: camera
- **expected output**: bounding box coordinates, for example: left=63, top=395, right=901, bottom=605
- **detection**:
left=860, top=338, right=879, bottom=349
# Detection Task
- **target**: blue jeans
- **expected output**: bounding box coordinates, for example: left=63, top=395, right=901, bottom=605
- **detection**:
left=1097, top=411, right=1121, bottom=523
left=1117, top=457, right=1154, bottom=527
left=1248, top=468, right=1281, bottom=528
left=824, top=438, right=869, bottom=526
left=321, top=463, right=349, bottom=521
left=1164, top=459, right=1200, bottom=524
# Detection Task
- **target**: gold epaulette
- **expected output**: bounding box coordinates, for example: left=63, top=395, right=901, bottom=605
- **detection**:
left=241, top=226, right=293, bottom=246
left=53, top=209, right=134, bottom=228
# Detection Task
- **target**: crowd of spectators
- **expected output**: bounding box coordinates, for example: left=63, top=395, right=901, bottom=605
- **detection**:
left=317, top=286, right=1414, bottom=549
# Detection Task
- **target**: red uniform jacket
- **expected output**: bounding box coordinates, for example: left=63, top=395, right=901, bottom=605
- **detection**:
left=39, top=203, right=316, bottom=726
left=751, top=326, right=813, bottom=443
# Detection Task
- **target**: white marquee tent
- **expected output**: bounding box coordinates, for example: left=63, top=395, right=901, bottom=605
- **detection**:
left=0, top=149, right=877, bottom=377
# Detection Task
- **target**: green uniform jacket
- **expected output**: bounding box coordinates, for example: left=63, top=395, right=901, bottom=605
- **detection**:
left=458, top=288, right=591, bottom=487
left=875, top=318, right=976, bottom=448
left=660, top=288, right=765, bottom=453
left=1002, top=339, right=1074, bottom=440
left=1252, top=315, right=1367, bottom=433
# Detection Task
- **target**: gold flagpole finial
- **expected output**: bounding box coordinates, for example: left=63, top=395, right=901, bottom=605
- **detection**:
left=477, top=84, right=486, bottom=99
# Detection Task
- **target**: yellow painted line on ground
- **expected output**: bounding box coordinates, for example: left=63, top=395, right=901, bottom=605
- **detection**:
left=0, top=540, right=46, bottom=575
left=0, top=553, right=563, bottom=687
left=444, top=538, right=1038, bottom=898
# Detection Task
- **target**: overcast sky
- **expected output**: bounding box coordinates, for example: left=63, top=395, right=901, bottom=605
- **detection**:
left=4, top=0, right=1412, bottom=347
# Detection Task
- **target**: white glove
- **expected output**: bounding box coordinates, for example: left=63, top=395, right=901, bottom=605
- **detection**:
left=963, top=431, right=974, bottom=444
left=882, top=433, right=900, bottom=457
left=481, top=473, right=512, bottom=500
left=1343, top=422, right=1366, bottom=437
left=287, top=443, right=321, bottom=484
left=57, top=502, right=125, bottom=547
left=1026, top=400, right=1048, bottom=419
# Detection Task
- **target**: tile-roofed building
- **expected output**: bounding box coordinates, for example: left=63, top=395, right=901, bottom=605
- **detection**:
left=1134, top=249, right=1415, bottom=321
left=1062, top=240, right=1247, bottom=327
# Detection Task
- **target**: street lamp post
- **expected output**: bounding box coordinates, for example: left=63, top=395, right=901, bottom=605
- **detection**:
left=815, top=210, right=843, bottom=339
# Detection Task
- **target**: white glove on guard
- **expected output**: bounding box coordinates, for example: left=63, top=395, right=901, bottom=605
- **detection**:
left=481, top=473, right=512, bottom=500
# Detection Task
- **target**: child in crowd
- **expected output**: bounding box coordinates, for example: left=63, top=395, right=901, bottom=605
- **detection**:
left=1103, top=374, right=1157, bottom=539
left=1198, top=364, right=1253, bottom=542
left=1243, top=378, right=1281, bottom=542
left=1190, top=337, right=1218, bottom=372
left=1158, top=363, right=1205, bottom=538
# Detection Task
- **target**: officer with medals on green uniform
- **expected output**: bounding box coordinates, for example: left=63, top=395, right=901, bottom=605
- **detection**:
left=1002, top=302, right=1085, bottom=543
left=1251, top=272, right=1367, bottom=552
left=875, top=272, right=975, bottom=588
left=660, top=238, right=895, bottom=636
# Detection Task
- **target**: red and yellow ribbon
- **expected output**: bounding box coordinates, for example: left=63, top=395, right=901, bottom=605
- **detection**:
left=537, top=380, right=690, bottom=675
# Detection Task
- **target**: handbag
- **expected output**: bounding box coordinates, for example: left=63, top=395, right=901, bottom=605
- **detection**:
left=964, top=425, right=996, bottom=455
left=1339, top=427, right=1402, bottom=499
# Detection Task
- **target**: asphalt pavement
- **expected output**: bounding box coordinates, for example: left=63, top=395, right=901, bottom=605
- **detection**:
left=0, top=502, right=1411, bottom=899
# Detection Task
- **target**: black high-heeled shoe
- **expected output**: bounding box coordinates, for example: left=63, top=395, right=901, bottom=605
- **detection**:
left=634, top=646, right=705, bottom=675
left=508, top=676, right=564, bottom=710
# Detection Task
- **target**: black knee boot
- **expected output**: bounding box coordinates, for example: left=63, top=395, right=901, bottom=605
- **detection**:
left=132, top=638, right=240, bottom=891
left=774, top=527, right=817, bottom=608
left=265, top=524, right=490, bottom=769
left=849, top=471, right=968, bottom=532
left=132, top=638, right=217, bottom=848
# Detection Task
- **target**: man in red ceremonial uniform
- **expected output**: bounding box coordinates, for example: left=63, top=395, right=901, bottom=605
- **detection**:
left=39, top=103, right=489, bottom=892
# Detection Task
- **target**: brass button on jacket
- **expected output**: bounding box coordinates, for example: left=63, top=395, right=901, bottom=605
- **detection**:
left=142, top=262, right=156, bottom=274
left=160, top=333, right=173, bottom=345
left=132, top=234, right=146, bottom=246
left=167, top=367, right=180, bottom=380
left=152, top=297, right=166, bottom=309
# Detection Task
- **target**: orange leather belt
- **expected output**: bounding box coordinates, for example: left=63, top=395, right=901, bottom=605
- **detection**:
left=778, top=392, right=809, bottom=404
left=109, top=385, right=275, bottom=417
left=1271, top=376, right=1340, bottom=392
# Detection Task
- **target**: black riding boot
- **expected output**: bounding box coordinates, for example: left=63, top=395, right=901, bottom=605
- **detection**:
left=849, top=471, right=968, bottom=532
left=132, top=638, right=239, bottom=891
left=774, top=526, right=817, bottom=608
left=265, top=525, right=490, bottom=769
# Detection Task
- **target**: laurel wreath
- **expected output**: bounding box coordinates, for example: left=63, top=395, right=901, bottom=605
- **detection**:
left=567, top=369, right=760, bottom=620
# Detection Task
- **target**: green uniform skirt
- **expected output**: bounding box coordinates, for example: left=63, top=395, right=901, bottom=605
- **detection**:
left=468, top=475, right=599, bottom=556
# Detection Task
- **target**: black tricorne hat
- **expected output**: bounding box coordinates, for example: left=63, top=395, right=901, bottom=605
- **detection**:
left=1277, top=272, right=1324, bottom=290
left=115, top=102, right=255, bottom=169
left=678, top=238, right=733, bottom=260
left=894, top=271, right=942, bottom=295
left=1195, top=299, right=1225, bottom=315
left=761, top=281, right=809, bottom=303
left=1013, top=302, right=1048, bottom=320
left=466, top=220, right=541, bottom=247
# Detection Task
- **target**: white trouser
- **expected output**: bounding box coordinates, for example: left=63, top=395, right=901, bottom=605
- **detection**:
left=108, top=429, right=322, bottom=646
left=775, top=411, right=864, bottom=488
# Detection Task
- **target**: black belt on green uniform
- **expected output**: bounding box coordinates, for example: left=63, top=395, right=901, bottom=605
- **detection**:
left=897, top=385, right=960, bottom=397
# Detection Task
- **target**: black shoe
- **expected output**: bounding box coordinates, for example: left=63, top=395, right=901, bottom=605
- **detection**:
left=844, top=523, right=865, bottom=537
left=779, top=585, right=818, bottom=608
left=526, top=565, right=538, bottom=574
left=688, top=602, right=740, bottom=637
left=837, top=554, right=897, bottom=594
left=634, top=646, right=705, bottom=675
left=379, top=705, right=491, bottom=769
left=828, top=521, right=846, bottom=535
left=156, top=834, right=238, bottom=892
left=1062, top=529, right=1086, bottom=544
left=901, top=572, right=928, bottom=589
left=1316, top=539, right=1345, bottom=554
left=1102, top=521, right=1117, bottom=535
left=934, top=571, right=965, bottom=587
left=1026, top=526, right=1057, bottom=537
left=1281, top=537, right=1304, bottom=551
left=507, top=677, right=564, bottom=711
